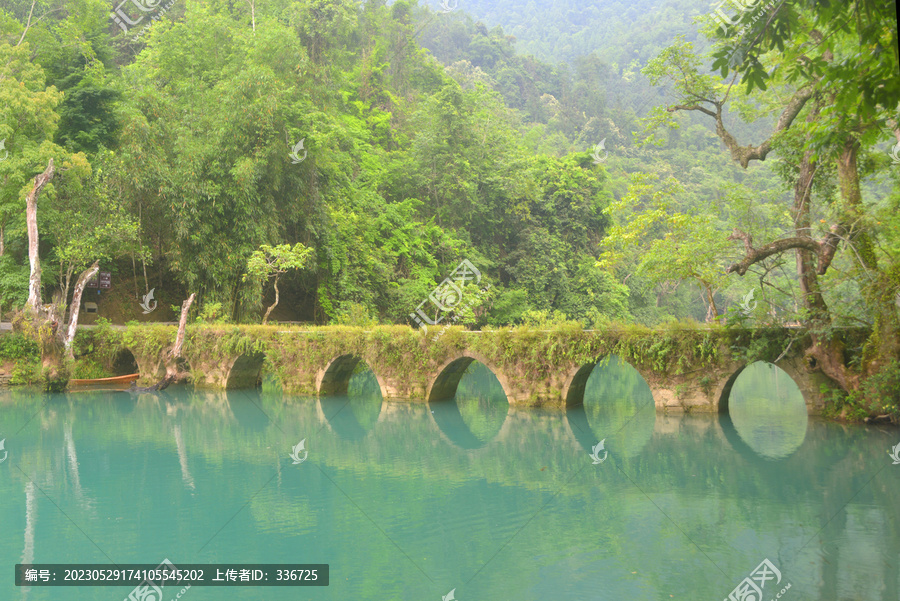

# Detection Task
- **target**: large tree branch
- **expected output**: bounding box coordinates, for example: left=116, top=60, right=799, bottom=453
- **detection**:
left=721, top=85, right=816, bottom=168
left=25, top=159, right=55, bottom=312
left=15, top=1, right=65, bottom=48
left=16, top=0, right=36, bottom=47
left=726, top=228, right=838, bottom=275
left=667, top=103, right=717, bottom=118
left=817, top=225, right=845, bottom=274
left=65, top=261, right=100, bottom=358
left=668, top=85, right=816, bottom=169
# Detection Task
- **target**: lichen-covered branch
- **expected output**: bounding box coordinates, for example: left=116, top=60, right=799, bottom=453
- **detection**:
left=727, top=229, right=822, bottom=274
left=668, top=85, right=815, bottom=169
left=25, top=159, right=55, bottom=312
left=65, top=260, right=100, bottom=358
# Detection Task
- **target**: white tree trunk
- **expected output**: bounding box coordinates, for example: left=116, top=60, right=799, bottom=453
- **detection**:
left=25, top=159, right=55, bottom=313
left=65, top=261, right=100, bottom=358
left=173, top=293, right=196, bottom=359
left=165, top=293, right=195, bottom=381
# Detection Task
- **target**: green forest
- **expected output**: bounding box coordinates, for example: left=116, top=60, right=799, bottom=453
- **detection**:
left=0, top=0, right=898, bottom=411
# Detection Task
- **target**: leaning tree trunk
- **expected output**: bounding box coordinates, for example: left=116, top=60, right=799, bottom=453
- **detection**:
left=65, top=261, right=100, bottom=360
left=262, top=276, right=280, bottom=325
left=25, top=159, right=54, bottom=313
left=139, top=293, right=195, bottom=392
left=165, top=293, right=196, bottom=382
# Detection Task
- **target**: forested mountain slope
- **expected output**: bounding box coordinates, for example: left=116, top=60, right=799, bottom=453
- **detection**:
left=421, top=0, right=713, bottom=65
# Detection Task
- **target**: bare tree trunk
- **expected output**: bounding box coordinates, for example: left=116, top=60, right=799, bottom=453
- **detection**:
left=245, top=0, right=256, bottom=31
left=139, top=202, right=150, bottom=294
left=131, top=251, right=139, bottom=299
left=172, top=293, right=195, bottom=360
left=703, top=284, right=718, bottom=322
left=262, top=276, right=279, bottom=325
left=25, top=159, right=55, bottom=313
left=65, top=261, right=100, bottom=359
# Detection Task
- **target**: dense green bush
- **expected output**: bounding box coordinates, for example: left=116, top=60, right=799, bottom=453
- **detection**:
left=0, top=332, right=40, bottom=361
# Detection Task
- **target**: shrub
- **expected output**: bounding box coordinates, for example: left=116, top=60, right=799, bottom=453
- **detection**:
left=0, top=332, right=40, bottom=361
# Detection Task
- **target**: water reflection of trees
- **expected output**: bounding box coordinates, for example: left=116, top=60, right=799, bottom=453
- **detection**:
left=571, top=356, right=656, bottom=458
left=726, top=362, right=808, bottom=460
left=1, top=386, right=899, bottom=600
left=426, top=361, right=509, bottom=449
left=319, top=366, right=384, bottom=441
left=453, top=362, right=509, bottom=441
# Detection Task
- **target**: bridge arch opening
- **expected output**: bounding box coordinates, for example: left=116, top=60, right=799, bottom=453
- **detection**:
left=318, top=354, right=385, bottom=397
left=320, top=366, right=384, bottom=440
left=429, top=359, right=509, bottom=449
left=225, top=353, right=265, bottom=389
left=719, top=361, right=808, bottom=460
left=565, top=355, right=655, bottom=458
left=111, top=348, right=139, bottom=376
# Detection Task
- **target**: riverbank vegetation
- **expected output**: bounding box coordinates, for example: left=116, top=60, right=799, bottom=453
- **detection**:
left=0, top=0, right=896, bottom=417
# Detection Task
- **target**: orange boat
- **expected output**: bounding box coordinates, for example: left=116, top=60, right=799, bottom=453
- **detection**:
left=69, top=373, right=140, bottom=390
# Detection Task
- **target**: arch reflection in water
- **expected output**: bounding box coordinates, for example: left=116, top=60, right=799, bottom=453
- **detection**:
left=722, top=361, right=808, bottom=460
left=320, top=364, right=383, bottom=441
left=567, top=355, right=655, bottom=458
left=223, top=389, right=271, bottom=432
left=430, top=361, right=509, bottom=449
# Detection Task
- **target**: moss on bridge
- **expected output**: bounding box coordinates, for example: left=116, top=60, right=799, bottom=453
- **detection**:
left=65, top=322, right=859, bottom=412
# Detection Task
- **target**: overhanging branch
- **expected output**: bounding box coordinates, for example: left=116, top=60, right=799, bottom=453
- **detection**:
left=668, top=85, right=816, bottom=168
left=726, top=228, right=839, bottom=275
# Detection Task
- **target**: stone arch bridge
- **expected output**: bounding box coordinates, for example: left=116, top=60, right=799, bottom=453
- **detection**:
left=109, top=325, right=845, bottom=414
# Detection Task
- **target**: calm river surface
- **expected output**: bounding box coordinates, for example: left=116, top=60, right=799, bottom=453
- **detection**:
left=1, top=359, right=898, bottom=600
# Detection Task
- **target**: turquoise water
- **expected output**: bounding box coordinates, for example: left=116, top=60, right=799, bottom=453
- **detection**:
left=1, top=359, right=899, bottom=600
